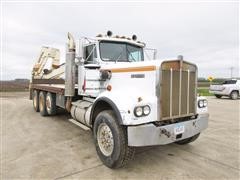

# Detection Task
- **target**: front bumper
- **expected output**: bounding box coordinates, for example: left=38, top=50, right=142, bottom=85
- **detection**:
left=127, top=113, right=209, bottom=146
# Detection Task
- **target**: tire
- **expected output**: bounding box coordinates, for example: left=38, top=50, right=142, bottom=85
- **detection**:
left=46, top=92, right=57, bottom=115
left=32, top=90, right=39, bottom=112
left=39, top=91, right=48, bottom=116
left=230, top=91, right=239, bottom=100
left=215, top=94, right=222, bottom=98
left=93, top=110, right=135, bottom=168
left=175, top=133, right=200, bottom=145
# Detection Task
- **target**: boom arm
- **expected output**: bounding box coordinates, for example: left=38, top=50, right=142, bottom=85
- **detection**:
left=32, top=47, right=60, bottom=78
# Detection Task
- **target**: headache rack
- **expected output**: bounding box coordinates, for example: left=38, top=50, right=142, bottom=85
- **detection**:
left=160, top=60, right=197, bottom=121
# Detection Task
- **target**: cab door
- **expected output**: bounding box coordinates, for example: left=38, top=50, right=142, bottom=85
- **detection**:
left=80, top=44, right=103, bottom=97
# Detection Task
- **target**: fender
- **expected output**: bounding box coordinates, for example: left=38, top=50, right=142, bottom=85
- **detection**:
left=90, top=91, right=158, bottom=126
left=90, top=96, right=123, bottom=126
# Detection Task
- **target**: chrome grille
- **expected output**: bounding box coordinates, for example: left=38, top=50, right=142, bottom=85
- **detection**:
left=160, top=60, right=197, bottom=120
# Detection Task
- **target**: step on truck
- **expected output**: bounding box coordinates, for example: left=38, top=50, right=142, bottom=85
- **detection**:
left=29, top=31, right=209, bottom=168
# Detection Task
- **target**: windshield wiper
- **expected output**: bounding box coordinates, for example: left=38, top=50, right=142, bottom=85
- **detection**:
left=114, top=51, right=125, bottom=63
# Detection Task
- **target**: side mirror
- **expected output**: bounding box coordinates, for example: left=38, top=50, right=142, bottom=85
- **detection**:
left=77, top=38, right=85, bottom=61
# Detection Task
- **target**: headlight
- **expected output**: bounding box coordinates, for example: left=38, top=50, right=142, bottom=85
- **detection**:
left=134, top=107, right=143, bottom=117
left=203, top=100, right=208, bottom=107
left=198, top=100, right=204, bottom=108
left=143, top=105, right=151, bottom=115
left=198, top=99, right=207, bottom=108
left=134, top=105, right=151, bottom=117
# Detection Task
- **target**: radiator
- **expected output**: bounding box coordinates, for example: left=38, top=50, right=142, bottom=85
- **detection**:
left=160, top=60, right=197, bottom=120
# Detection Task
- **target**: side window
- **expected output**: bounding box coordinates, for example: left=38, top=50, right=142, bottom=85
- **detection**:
left=128, top=51, right=141, bottom=61
left=84, top=45, right=97, bottom=64
left=127, top=44, right=143, bottom=62
left=223, top=80, right=237, bottom=84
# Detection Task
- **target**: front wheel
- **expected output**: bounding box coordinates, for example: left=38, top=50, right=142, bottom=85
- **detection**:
left=175, top=133, right=200, bottom=145
left=93, top=110, right=135, bottom=168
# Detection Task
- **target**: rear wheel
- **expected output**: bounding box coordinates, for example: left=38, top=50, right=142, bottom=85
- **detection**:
left=215, top=94, right=222, bottom=98
left=230, top=91, right=238, bottom=100
left=175, top=133, right=200, bottom=145
left=46, top=92, right=57, bottom=115
left=32, top=90, right=39, bottom=112
left=93, top=110, right=135, bottom=168
left=39, top=91, right=48, bottom=116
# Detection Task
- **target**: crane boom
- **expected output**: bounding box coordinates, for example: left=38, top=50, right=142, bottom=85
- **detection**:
left=32, top=47, right=61, bottom=79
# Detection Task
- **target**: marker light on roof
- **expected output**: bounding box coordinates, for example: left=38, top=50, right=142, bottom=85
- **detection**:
left=107, top=30, right=112, bottom=37
left=132, top=35, right=137, bottom=41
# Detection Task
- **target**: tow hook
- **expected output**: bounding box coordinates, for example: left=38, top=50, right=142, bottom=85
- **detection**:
left=160, top=128, right=171, bottom=138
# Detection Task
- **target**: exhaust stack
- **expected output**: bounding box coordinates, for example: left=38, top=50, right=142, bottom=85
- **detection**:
left=65, top=32, right=76, bottom=97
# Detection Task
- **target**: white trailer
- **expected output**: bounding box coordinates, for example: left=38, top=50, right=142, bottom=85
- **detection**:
left=29, top=31, right=209, bottom=168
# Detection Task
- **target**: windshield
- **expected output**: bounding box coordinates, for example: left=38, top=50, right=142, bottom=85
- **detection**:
left=99, top=41, right=144, bottom=62
left=222, top=80, right=237, bottom=84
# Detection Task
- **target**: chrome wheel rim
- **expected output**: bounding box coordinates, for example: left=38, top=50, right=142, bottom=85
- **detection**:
left=46, top=95, right=51, bottom=112
left=39, top=94, right=44, bottom=111
left=232, top=92, right=238, bottom=99
left=97, top=123, right=114, bottom=156
left=33, top=92, right=37, bottom=108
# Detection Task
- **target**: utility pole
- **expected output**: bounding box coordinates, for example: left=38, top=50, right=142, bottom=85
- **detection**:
left=230, top=67, right=234, bottom=78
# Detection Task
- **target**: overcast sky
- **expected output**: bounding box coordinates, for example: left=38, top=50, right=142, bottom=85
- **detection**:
left=1, top=1, right=239, bottom=80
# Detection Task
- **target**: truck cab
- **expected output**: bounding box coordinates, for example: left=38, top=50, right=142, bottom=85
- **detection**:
left=77, top=34, right=151, bottom=97
left=83, top=35, right=145, bottom=64
left=30, top=31, right=209, bottom=168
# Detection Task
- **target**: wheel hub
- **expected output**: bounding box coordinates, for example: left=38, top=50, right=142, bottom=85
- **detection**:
left=97, top=123, right=114, bottom=156
left=33, top=94, right=37, bottom=107
left=39, top=95, right=44, bottom=111
left=232, top=92, right=238, bottom=99
left=46, top=96, right=51, bottom=112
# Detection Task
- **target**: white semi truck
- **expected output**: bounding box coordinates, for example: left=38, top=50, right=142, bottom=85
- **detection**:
left=29, top=31, right=209, bottom=168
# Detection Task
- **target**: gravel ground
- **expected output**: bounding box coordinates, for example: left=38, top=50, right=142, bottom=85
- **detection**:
left=1, top=92, right=239, bottom=179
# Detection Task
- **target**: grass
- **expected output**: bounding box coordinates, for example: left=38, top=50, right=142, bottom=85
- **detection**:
left=197, top=88, right=213, bottom=96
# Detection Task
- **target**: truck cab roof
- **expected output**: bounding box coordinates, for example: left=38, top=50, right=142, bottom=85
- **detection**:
left=95, top=35, right=145, bottom=48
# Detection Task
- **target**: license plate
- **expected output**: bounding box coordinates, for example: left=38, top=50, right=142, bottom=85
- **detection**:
left=174, top=124, right=185, bottom=135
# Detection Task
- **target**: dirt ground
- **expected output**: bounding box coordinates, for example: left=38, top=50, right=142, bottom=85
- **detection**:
left=1, top=92, right=239, bottom=179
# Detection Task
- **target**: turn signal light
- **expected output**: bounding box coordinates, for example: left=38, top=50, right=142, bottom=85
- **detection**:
left=107, top=85, right=112, bottom=91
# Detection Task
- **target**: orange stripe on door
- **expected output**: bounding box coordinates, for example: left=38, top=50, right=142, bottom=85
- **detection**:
left=102, top=66, right=156, bottom=73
